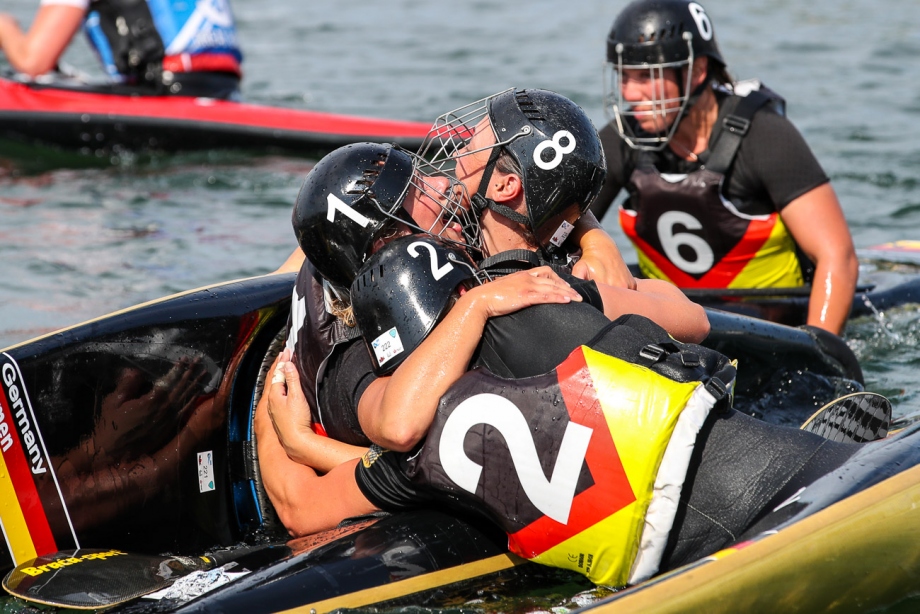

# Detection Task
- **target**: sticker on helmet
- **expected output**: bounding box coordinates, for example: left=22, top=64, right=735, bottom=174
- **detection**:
left=533, top=131, right=576, bottom=171
left=549, top=220, right=575, bottom=247
left=688, top=2, right=713, bottom=41
left=326, top=193, right=371, bottom=227
left=371, top=327, right=405, bottom=366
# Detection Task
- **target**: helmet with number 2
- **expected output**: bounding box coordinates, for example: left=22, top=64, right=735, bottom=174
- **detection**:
left=351, top=235, right=488, bottom=375
left=291, top=142, right=472, bottom=290
left=605, top=0, right=725, bottom=150
left=417, top=88, right=606, bottom=255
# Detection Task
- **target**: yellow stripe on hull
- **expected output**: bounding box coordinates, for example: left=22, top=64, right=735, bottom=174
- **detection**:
left=280, top=553, right=527, bottom=614
left=0, top=451, right=37, bottom=565
left=589, top=463, right=920, bottom=612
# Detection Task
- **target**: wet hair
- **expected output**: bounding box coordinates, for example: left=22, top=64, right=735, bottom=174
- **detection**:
left=495, top=147, right=524, bottom=177
left=708, top=58, right=734, bottom=88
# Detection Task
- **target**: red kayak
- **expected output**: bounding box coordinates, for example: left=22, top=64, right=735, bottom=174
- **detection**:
left=0, top=76, right=430, bottom=154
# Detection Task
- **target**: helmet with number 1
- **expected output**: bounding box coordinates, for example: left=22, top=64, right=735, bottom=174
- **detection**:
left=605, top=0, right=725, bottom=150
left=417, top=88, right=606, bottom=255
left=292, top=142, right=473, bottom=290
left=351, top=235, right=488, bottom=375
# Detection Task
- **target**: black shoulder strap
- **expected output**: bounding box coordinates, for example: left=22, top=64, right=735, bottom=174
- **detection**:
left=479, top=249, right=570, bottom=277
left=703, top=90, right=772, bottom=175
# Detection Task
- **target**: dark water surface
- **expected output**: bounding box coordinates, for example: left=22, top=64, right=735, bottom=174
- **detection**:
left=2, top=0, right=920, bottom=611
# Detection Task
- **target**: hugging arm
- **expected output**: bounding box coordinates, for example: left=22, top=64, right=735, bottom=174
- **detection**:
left=595, top=278, right=710, bottom=343
left=358, top=267, right=584, bottom=452
left=569, top=211, right=637, bottom=290
left=256, top=352, right=373, bottom=536
left=267, top=349, right=368, bottom=472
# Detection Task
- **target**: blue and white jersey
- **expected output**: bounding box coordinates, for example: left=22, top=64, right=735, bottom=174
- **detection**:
left=80, top=0, right=242, bottom=80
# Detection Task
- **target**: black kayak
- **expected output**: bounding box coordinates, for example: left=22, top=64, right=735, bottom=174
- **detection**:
left=0, top=274, right=527, bottom=612
left=633, top=240, right=920, bottom=329
left=0, top=74, right=429, bottom=156
left=0, top=273, right=905, bottom=612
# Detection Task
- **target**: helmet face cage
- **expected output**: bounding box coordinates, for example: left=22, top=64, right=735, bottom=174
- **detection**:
left=408, top=153, right=482, bottom=252
left=331, top=148, right=480, bottom=258
left=604, top=36, right=695, bottom=151
left=415, top=88, right=530, bottom=178
left=293, top=143, right=477, bottom=289
left=418, top=88, right=606, bottom=254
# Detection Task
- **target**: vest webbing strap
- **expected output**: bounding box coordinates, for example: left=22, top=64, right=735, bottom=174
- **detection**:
left=703, top=90, right=772, bottom=175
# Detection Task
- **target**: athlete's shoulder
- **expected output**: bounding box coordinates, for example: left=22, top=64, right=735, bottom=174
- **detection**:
left=598, top=121, right=636, bottom=167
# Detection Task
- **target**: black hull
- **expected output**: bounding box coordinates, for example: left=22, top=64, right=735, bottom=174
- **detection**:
left=0, top=274, right=902, bottom=613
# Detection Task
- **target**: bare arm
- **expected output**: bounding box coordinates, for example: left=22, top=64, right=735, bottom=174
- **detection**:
left=358, top=267, right=584, bottom=452
left=595, top=278, right=711, bottom=343
left=273, top=247, right=306, bottom=275
left=569, top=211, right=637, bottom=290
left=267, top=350, right=367, bottom=472
left=255, top=354, right=377, bottom=536
left=780, top=183, right=858, bottom=335
left=0, top=6, right=85, bottom=76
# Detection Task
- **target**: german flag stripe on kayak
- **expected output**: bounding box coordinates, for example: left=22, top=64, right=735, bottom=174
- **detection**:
left=0, top=353, right=78, bottom=565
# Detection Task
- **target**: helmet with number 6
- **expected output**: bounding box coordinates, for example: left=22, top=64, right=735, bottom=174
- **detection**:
left=604, top=0, right=725, bottom=150
left=292, top=142, right=473, bottom=290
left=417, top=88, right=606, bottom=255
left=351, top=235, right=488, bottom=375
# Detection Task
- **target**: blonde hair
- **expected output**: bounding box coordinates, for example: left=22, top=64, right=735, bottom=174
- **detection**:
left=330, top=296, right=357, bottom=328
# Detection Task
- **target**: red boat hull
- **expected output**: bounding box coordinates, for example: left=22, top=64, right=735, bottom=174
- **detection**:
left=0, top=77, right=429, bottom=154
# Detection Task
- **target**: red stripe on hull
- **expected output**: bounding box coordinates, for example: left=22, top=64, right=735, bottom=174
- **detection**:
left=0, top=77, right=429, bottom=139
left=0, top=394, right=58, bottom=556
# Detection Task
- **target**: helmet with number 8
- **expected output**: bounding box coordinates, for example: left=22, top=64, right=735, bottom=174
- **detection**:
left=292, top=142, right=473, bottom=290
left=605, top=0, right=726, bottom=150
left=417, top=88, right=606, bottom=255
left=351, top=234, right=488, bottom=375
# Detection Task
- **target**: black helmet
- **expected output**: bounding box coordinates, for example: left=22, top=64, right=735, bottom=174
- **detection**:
left=604, top=0, right=725, bottom=150
left=292, top=142, right=473, bottom=290
left=417, top=88, right=606, bottom=255
left=607, top=0, right=724, bottom=67
left=351, top=235, right=487, bottom=375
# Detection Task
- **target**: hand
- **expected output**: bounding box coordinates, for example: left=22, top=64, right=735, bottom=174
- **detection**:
left=266, top=349, right=315, bottom=458
left=571, top=227, right=637, bottom=290
left=92, top=357, right=207, bottom=463
left=466, top=266, right=583, bottom=319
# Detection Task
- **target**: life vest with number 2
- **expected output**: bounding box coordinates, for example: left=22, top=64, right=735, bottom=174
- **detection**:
left=405, top=315, right=736, bottom=586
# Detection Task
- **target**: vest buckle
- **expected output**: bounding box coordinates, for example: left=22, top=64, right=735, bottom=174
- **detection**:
left=638, top=344, right=667, bottom=365
left=704, top=378, right=733, bottom=414
left=723, top=115, right=751, bottom=136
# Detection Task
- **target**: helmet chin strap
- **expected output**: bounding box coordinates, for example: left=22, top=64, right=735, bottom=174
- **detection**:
left=669, top=69, right=712, bottom=138
left=470, top=147, right=531, bottom=229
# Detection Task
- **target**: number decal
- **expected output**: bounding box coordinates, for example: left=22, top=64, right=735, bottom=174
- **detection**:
left=439, top=393, right=593, bottom=525
left=326, top=193, right=370, bottom=227
left=408, top=240, right=455, bottom=280
left=533, top=130, right=577, bottom=171
left=657, top=211, right=714, bottom=274
left=286, top=288, right=306, bottom=353
left=688, top=2, right=713, bottom=41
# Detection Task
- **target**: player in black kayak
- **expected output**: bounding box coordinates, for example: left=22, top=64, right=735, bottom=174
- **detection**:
left=590, top=0, right=857, bottom=335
